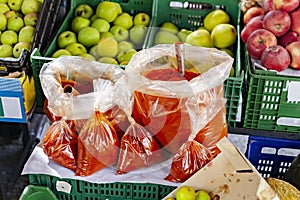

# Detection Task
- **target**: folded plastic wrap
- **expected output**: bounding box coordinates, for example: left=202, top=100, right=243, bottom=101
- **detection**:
left=125, top=44, right=233, bottom=154
left=39, top=56, right=124, bottom=120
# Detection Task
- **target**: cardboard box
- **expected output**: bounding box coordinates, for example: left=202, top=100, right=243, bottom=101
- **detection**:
left=0, top=72, right=36, bottom=123
left=163, top=137, right=279, bottom=200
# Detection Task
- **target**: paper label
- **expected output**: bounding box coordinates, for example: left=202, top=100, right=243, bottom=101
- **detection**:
left=0, top=97, right=22, bottom=118
left=287, top=81, right=300, bottom=102
left=56, top=181, right=72, bottom=194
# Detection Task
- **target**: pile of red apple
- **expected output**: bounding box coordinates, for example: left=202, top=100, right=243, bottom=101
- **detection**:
left=241, top=0, right=300, bottom=72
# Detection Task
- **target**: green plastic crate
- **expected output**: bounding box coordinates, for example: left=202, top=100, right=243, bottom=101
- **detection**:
left=147, top=0, right=243, bottom=127
left=243, top=50, right=300, bottom=133
left=28, top=174, right=175, bottom=200
left=31, top=0, right=154, bottom=107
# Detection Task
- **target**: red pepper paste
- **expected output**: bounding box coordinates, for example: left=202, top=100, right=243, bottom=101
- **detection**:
left=132, top=68, right=200, bottom=153
left=42, top=119, right=78, bottom=171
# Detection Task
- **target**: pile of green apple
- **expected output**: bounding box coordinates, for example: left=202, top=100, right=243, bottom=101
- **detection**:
left=52, top=1, right=151, bottom=65
left=0, top=0, right=43, bottom=58
left=153, top=9, right=237, bottom=76
left=166, top=185, right=212, bottom=200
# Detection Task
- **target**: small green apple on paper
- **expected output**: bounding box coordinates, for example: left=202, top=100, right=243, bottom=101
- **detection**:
left=168, top=185, right=212, bottom=200
left=52, top=1, right=152, bottom=66
left=153, top=8, right=237, bottom=76
left=0, top=0, right=43, bottom=58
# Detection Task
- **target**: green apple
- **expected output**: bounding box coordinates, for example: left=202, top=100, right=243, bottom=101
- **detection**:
left=211, top=24, right=237, bottom=48
left=0, top=0, right=8, bottom=3
left=21, top=0, right=41, bottom=15
left=52, top=49, right=71, bottom=58
left=0, top=13, right=7, bottom=31
left=0, top=44, right=13, bottom=57
left=117, top=48, right=137, bottom=64
left=0, top=3, right=10, bottom=14
left=129, top=24, right=147, bottom=46
left=8, top=0, right=24, bottom=11
left=160, top=21, right=178, bottom=34
left=176, top=186, right=196, bottom=200
left=195, top=190, right=211, bottom=200
left=98, top=56, right=118, bottom=64
left=96, top=1, right=119, bottom=23
left=96, top=37, right=118, bottom=57
left=113, top=12, right=133, bottom=30
left=185, top=29, right=213, bottom=47
left=100, top=31, right=114, bottom=39
left=197, top=26, right=208, bottom=31
left=7, top=15, right=24, bottom=32
left=203, top=9, right=230, bottom=32
left=118, top=40, right=134, bottom=53
left=91, top=18, right=110, bottom=33
left=90, top=14, right=98, bottom=22
left=79, top=53, right=95, bottom=60
left=57, top=30, right=77, bottom=48
left=74, top=4, right=93, bottom=19
left=78, top=26, right=100, bottom=47
left=5, top=10, right=22, bottom=19
left=154, top=30, right=180, bottom=45
left=177, top=28, right=192, bottom=42
left=24, top=12, right=38, bottom=26
left=71, top=16, right=90, bottom=33
left=65, top=42, right=87, bottom=56
left=89, top=45, right=100, bottom=60
left=110, top=25, right=129, bottom=42
left=220, top=48, right=234, bottom=58
left=12, top=41, right=30, bottom=57
left=114, top=2, right=122, bottom=15
left=133, top=12, right=150, bottom=26
left=18, top=25, right=35, bottom=43
left=1, top=30, right=17, bottom=45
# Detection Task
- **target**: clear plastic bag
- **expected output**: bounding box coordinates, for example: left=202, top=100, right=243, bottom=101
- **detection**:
left=125, top=44, right=233, bottom=154
left=42, top=118, right=78, bottom=171
left=114, top=79, right=167, bottom=174
left=39, top=56, right=124, bottom=120
left=76, top=79, right=121, bottom=176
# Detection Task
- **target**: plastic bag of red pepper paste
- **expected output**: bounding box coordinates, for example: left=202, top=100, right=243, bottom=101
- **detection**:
left=76, top=79, right=120, bottom=176
left=114, top=79, right=167, bottom=174
left=194, top=104, right=228, bottom=157
left=165, top=89, right=226, bottom=182
left=39, top=56, right=124, bottom=121
left=42, top=118, right=78, bottom=171
left=76, top=107, right=119, bottom=176
left=125, top=44, right=233, bottom=154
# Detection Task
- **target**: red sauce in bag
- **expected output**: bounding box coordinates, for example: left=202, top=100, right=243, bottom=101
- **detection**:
left=132, top=68, right=200, bottom=153
left=42, top=119, right=78, bottom=171
left=116, top=122, right=167, bottom=174
left=195, top=106, right=228, bottom=157
left=164, top=140, right=213, bottom=183
left=76, top=110, right=119, bottom=176
left=103, top=105, right=130, bottom=142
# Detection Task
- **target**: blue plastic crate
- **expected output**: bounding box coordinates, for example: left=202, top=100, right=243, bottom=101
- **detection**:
left=247, top=135, right=300, bottom=179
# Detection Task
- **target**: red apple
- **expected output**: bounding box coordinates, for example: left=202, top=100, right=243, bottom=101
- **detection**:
left=243, top=6, right=265, bottom=25
left=263, top=10, right=291, bottom=37
left=263, top=0, right=275, bottom=13
left=246, top=29, right=277, bottom=59
left=278, top=31, right=299, bottom=47
left=261, top=45, right=290, bottom=72
left=290, top=8, right=300, bottom=35
left=273, top=0, right=299, bottom=13
left=241, top=15, right=264, bottom=43
left=286, top=41, right=300, bottom=69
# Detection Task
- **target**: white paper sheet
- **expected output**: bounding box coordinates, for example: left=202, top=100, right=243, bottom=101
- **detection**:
left=21, top=145, right=180, bottom=187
